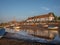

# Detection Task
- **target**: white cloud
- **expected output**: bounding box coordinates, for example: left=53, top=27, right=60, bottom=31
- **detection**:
left=32, top=11, right=35, bottom=13
left=31, top=10, right=37, bottom=14
left=41, top=7, right=50, bottom=11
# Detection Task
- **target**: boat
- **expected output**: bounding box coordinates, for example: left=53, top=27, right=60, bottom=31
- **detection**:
left=0, top=28, right=5, bottom=38
left=48, top=26, right=58, bottom=30
left=48, top=24, right=59, bottom=30
left=13, top=26, right=20, bottom=31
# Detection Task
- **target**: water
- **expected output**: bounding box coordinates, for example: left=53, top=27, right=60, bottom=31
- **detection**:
left=4, top=30, right=49, bottom=43
left=0, top=28, right=59, bottom=44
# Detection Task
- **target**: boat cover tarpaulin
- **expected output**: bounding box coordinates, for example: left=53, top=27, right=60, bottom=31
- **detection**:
left=0, top=28, right=5, bottom=38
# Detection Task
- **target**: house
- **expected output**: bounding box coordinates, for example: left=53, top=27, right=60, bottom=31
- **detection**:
left=26, top=13, right=55, bottom=22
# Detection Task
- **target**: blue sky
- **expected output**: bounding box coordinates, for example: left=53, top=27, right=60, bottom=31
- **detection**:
left=0, top=0, right=60, bottom=23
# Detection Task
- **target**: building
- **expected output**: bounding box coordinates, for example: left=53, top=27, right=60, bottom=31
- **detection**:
left=26, top=13, right=55, bottom=22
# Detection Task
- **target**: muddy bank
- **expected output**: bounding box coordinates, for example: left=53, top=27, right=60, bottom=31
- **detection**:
left=0, top=38, right=57, bottom=45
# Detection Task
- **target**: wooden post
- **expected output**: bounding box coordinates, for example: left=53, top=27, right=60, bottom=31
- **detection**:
left=58, top=24, right=60, bottom=37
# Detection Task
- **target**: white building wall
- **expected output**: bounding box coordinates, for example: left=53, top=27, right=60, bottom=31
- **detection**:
left=36, top=18, right=40, bottom=21
left=27, top=15, right=54, bottom=22
left=45, top=17, right=49, bottom=21
left=49, top=17, right=54, bottom=21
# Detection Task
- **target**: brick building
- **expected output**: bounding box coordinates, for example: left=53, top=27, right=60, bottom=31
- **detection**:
left=26, top=13, right=55, bottom=22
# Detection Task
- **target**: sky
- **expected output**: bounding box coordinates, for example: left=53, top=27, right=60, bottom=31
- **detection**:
left=0, top=0, right=60, bottom=23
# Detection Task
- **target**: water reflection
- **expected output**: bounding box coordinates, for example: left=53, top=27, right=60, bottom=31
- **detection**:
left=4, top=27, right=60, bottom=44
left=5, top=27, right=58, bottom=39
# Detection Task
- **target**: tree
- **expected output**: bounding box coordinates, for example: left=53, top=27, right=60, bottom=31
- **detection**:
left=54, top=16, right=57, bottom=20
left=49, top=12, right=57, bottom=21
left=58, top=16, right=60, bottom=20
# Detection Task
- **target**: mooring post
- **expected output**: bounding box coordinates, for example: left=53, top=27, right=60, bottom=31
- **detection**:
left=58, top=23, right=60, bottom=37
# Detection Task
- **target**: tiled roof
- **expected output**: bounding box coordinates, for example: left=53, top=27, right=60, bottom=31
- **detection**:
left=27, top=13, right=54, bottom=20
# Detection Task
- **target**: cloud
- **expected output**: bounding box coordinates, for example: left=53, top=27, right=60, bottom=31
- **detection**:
left=32, top=11, right=35, bottom=13
left=41, top=7, right=50, bottom=11
left=31, top=10, right=37, bottom=14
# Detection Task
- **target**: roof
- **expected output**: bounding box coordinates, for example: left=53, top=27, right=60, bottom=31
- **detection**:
left=27, top=13, right=54, bottom=20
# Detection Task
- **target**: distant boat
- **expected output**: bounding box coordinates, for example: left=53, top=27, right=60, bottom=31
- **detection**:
left=43, top=25, right=48, bottom=27
left=48, top=24, right=58, bottom=30
left=13, top=26, right=20, bottom=29
left=13, top=26, right=20, bottom=31
left=48, top=26, right=58, bottom=30
left=0, top=28, right=5, bottom=38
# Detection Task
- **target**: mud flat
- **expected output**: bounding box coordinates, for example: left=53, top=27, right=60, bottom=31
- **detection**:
left=0, top=38, right=52, bottom=45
